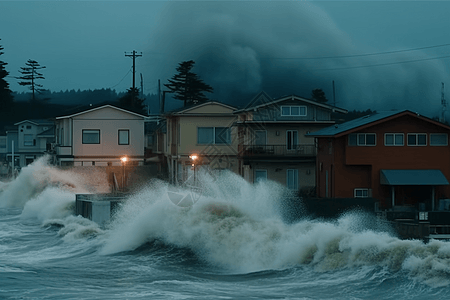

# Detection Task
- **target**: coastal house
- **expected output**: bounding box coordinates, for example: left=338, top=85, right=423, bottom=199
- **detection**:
left=9, top=119, right=54, bottom=167
left=307, top=110, right=450, bottom=211
left=235, top=92, right=347, bottom=194
left=53, top=105, right=145, bottom=167
left=161, top=101, right=239, bottom=184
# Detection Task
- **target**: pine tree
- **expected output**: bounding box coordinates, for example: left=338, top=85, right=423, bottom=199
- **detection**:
left=0, top=39, right=14, bottom=111
left=16, top=59, right=46, bottom=102
left=164, top=60, right=213, bottom=107
left=311, top=88, right=328, bottom=103
left=118, top=87, right=146, bottom=115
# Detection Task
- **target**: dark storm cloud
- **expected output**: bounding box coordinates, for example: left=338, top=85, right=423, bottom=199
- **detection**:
left=147, top=1, right=448, bottom=115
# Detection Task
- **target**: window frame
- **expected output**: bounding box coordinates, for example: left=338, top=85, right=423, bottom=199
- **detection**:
left=197, top=127, right=231, bottom=145
left=118, top=129, right=130, bottom=145
left=430, top=133, right=448, bottom=146
left=287, top=169, right=299, bottom=190
left=254, top=169, right=268, bottom=183
left=23, top=134, right=33, bottom=146
left=407, top=133, right=427, bottom=146
left=354, top=188, right=369, bottom=198
left=280, top=105, right=307, bottom=117
left=82, top=129, right=100, bottom=145
left=384, top=133, right=404, bottom=146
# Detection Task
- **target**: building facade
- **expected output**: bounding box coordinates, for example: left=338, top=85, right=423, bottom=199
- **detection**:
left=54, top=105, right=145, bottom=167
left=235, top=92, right=347, bottom=194
left=309, top=110, right=450, bottom=210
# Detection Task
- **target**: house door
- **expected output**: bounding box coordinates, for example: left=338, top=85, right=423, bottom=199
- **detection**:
left=286, top=130, right=298, bottom=151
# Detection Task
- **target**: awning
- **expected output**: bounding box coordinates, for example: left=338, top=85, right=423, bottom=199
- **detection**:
left=380, top=169, right=449, bottom=186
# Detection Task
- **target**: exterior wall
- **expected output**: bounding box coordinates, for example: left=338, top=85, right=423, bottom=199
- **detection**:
left=316, top=115, right=450, bottom=207
left=55, top=106, right=145, bottom=166
left=249, top=161, right=315, bottom=191
left=252, top=101, right=332, bottom=122
left=176, top=116, right=238, bottom=155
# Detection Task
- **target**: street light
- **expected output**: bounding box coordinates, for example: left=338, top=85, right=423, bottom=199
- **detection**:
left=189, top=154, right=199, bottom=184
left=121, top=156, right=127, bottom=190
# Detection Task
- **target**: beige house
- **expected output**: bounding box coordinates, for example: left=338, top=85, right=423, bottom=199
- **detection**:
left=54, top=105, right=145, bottom=167
left=235, top=92, right=347, bottom=195
left=163, top=101, right=238, bottom=184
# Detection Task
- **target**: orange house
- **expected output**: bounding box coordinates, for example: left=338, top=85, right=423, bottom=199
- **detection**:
left=308, top=110, right=450, bottom=210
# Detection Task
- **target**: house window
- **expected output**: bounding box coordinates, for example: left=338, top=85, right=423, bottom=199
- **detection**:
left=26, top=125, right=32, bottom=129
left=82, top=130, right=100, bottom=144
left=286, top=130, right=298, bottom=150
left=385, top=133, right=404, bottom=146
left=281, top=106, right=307, bottom=117
left=430, top=133, right=448, bottom=146
left=354, top=188, right=369, bottom=198
left=254, top=169, right=267, bottom=183
left=24, top=134, right=33, bottom=146
left=287, top=169, right=299, bottom=190
left=407, top=133, right=427, bottom=146
left=118, top=130, right=129, bottom=145
left=349, top=133, right=376, bottom=146
left=197, top=127, right=231, bottom=144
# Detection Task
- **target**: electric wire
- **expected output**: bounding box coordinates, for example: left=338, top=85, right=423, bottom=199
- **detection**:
left=260, top=43, right=450, bottom=60
left=110, top=67, right=132, bottom=89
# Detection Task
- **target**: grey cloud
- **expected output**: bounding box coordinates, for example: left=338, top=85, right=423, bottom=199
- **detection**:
left=146, top=1, right=447, bottom=116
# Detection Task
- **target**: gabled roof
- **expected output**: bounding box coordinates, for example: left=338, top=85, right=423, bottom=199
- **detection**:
left=166, top=101, right=237, bottom=115
left=56, top=104, right=146, bottom=119
left=235, top=94, right=348, bottom=114
left=307, top=110, right=450, bottom=137
left=14, top=119, right=54, bottom=126
left=37, top=127, right=55, bottom=137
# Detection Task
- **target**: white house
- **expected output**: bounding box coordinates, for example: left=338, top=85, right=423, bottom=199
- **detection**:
left=12, top=119, right=55, bottom=167
left=54, top=105, right=146, bottom=167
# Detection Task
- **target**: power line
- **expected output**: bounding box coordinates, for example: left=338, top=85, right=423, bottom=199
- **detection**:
left=110, top=67, right=132, bottom=89
left=261, top=43, right=450, bottom=60
left=313, top=54, right=450, bottom=72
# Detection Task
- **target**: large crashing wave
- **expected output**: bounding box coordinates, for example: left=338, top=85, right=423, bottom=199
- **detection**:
left=2, top=161, right=450, bottom=286
left=0, top=155, right=109, bottom=208
left=100, top=170, right=450, bottom=286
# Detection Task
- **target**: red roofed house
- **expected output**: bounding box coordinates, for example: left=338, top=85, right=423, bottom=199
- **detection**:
left=308, top=110, right=450, bottom=211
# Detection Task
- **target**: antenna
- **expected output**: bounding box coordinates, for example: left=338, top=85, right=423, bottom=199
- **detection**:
left=332, top=80, right=336, bottom=107
left=441, top=82, right=447, bottom=123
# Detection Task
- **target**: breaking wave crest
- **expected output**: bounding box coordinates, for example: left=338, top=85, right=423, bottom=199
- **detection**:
left=2, top=161, right=450, bottom=286
left=99, top=170, right=450, bottom=286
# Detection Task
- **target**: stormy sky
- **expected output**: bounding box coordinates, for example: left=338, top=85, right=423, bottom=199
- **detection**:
left=1, top=1, right=450, bottom=117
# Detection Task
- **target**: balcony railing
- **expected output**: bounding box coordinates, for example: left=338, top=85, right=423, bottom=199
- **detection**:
left=239, top=144, right=316, bottom=157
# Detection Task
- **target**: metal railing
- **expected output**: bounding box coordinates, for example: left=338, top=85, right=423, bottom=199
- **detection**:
left=238, top=144, right=316, bottom=157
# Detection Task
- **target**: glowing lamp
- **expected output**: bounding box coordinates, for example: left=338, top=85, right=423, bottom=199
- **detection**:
left=121, top=156, right=128, bottom=163
left=190, top=155, right=198, bottom=161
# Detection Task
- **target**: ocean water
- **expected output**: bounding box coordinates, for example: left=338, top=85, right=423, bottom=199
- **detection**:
left=1, top=157, right=450, bottom=299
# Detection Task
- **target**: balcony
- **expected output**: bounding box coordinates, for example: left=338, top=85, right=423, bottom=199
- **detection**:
left=238, top=144, right=316, bottom=158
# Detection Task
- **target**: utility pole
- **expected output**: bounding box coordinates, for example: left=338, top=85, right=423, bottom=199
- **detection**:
left=441, top=82, right=447, bottom=123
left=124, top=50, right=142, bottom=90
left=332, top=80, right=336, bottom=107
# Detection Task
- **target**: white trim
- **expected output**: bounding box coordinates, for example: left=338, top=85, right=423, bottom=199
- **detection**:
left=384, top=133, right=404, bottom=146
left=407, top=133, right=427, bottom=146
left=430, top=133, right=448, bottom=146
left=286, top=130, right=299, bottom=150
left=281, top=105, right=307, bottom=117
left=172, top=101, right=237, bottom=114
left=235, top=95, right=347, bottom=114
left=357, top=133, right=376, bottom=146
left=354, top=188, right=369, bottom=198
left=56, top=105, right=146, bottom=119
